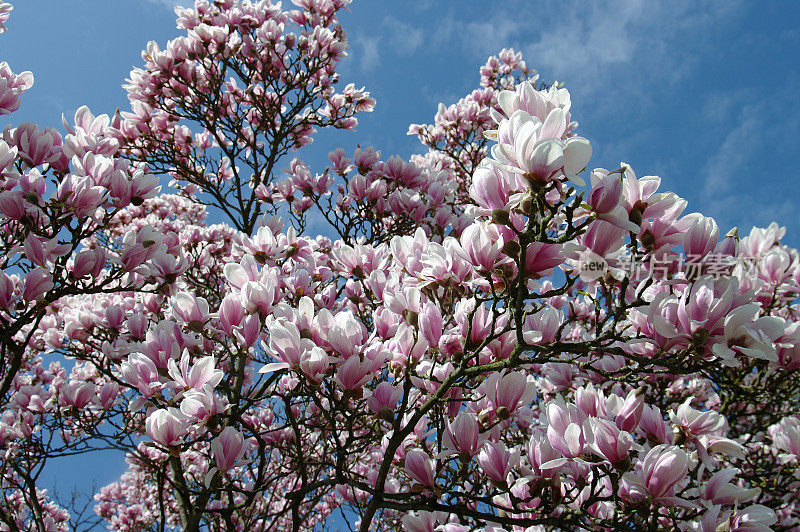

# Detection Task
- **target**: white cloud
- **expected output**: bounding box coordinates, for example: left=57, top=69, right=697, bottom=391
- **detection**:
left=702, top=104, right=761, bottom=197
left=383, top=16, right=424, bottom=56
left=430, top=9, right=523, bottom=62
left=142, top=0, right=193, bottom=9
left=351, top=33, right=381, bottom=74
left=348, top=16, right=425, bottom=75
left=698, top=82, right=800, bottom=238
left=425, top=0, right=740, bottom=122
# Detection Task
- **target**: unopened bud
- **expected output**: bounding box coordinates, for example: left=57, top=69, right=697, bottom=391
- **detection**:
left=692, top=328, right=710, bottom=348
left=672, top=426, right=686, bottom=446
left=613, top=455, right=632, bottom=472
left=520, top=197, right=533, bottom=215
left=402, top=309, right=418, bottom=327
left=491, top=208, right=511, bottom=226
left=628, top=208, right=643, bottom=227
left=639, top=231, right=655, bottom=250
left=501, top=240, right=521, bottom=258
left=379, top=406, right=394, bottom=423
left=187, top=320, right=204, bottom=332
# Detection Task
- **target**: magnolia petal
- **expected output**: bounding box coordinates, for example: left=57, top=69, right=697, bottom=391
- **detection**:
left=259, top=362, right=291, bottom=373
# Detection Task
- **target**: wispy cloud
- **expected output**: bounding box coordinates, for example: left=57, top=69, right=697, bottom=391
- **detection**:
left=348, top=15, right=426, bottom=74
left=699, top=78, right=800, bottom=236
left=351, top=33, right=381, bottom=74
left=427, top=1, right=740, bottom=118
left=700, top=102, right=762, bottom=230
left=429, top=9, right=523, bottom=61
left=141, top=0, right=193, bottom=9
left=702, top=103, right=761, bottom=199
left=382, top=15, right=424, bottom=56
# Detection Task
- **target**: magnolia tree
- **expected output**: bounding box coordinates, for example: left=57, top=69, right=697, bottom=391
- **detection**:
left=0, top=1, right=799, bottom=531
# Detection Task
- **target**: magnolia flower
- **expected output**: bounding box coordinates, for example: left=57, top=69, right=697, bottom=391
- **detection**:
left=525, top=432, right=566, bottom=480
left=120, top=352, right=161, bottom=396
left=488, top=108, right=591, bottom=186
left=145, top=408, right=187, bottom=447
left=545, top=400, right=587, bottom=459
left=584, top=417, right=633, bottom=466
left=367, top=381, right=402, bottom=420
left=477, top=441, right=518, bottom=485
left=58, top=382, right=95, bottom=410
left=726, top=504, right=778, bottom=532
left=260, top=319, right=316, bottom=373
left=167, top=350, right=223, bottom=392
left=700, top=468, right=760, bottom=505
left=180, top=388, right=227, bottom=423
left=299, top=346, right=329, bottom=382
left=170, top=292, right=210, bottom=328
left=480, top=370, right=536, bottom=420
left=0, top=62, right=34, bottom=116
left=22, top=267, right=53, bottom=302
left=768, top=416, right=800, bottom=459
left=211, top=427, right=246, bottom=471
left=711, top=305, right=784, bottom=363
left=441, top=412, right=486, bottom=460
left=621, top=444, right=692, bottom=508
left=670, top=398, right=725, bottom=438
left=327, top=311, right=367, bottom=359
left=460, top=221, right=506, bottom=272
left=418, top=303, right=443, bottom=347
left=401, top=511, right=439, bottom=532
left=405, top=449, right=436, bottom=487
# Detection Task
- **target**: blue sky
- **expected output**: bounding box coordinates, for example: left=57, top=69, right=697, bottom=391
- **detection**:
left=3, top=0, right=800, bottom=246
left=2, top=0, right=800, bottom=521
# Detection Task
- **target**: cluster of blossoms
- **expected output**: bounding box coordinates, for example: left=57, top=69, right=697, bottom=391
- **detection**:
left=1, top=1, right=799, bottom=531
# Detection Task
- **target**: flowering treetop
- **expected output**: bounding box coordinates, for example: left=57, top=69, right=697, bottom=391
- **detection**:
left=0, top=1, right=798, bottom=531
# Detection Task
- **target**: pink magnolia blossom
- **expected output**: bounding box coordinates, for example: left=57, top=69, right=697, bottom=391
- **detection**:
left=525, top=432, right=566, bottom=480
left=621, top=444, right=692, bottom=507
left=769, top=416, right=800, bottom=458
left=545, top=400, right=587, bottom=459
left=367, top=381, right=402, bottom=420
left=0, top=7, right=795, bottom=529
left=211, top=427, right=247, bottom=472
left=0, top=62, right=32, bottom=115
left=583, top=417, right=633, bottom=467
left=480, top=370, right=536, bottom=420
left=477, top=441, right=518, bottom=485
left=441, top=412, right=486, bottom=460
left=22, top=267, right=53, bottom=302
left=58, top=382, right=95, bottom=410
left=0, top=3, right=11, bottom=34
left=726, top=505, right=778, bottom=532
left=299, top=346, right=329, bottom=383
left=404, top=449, right=436, bottom=487
left=167, top=351, right=223, bottom=392
left=145, top=408, right=188, bottom=447
left=670, top=398, right=726, bottom=438
left=700, top=468, right=760, bottom=506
